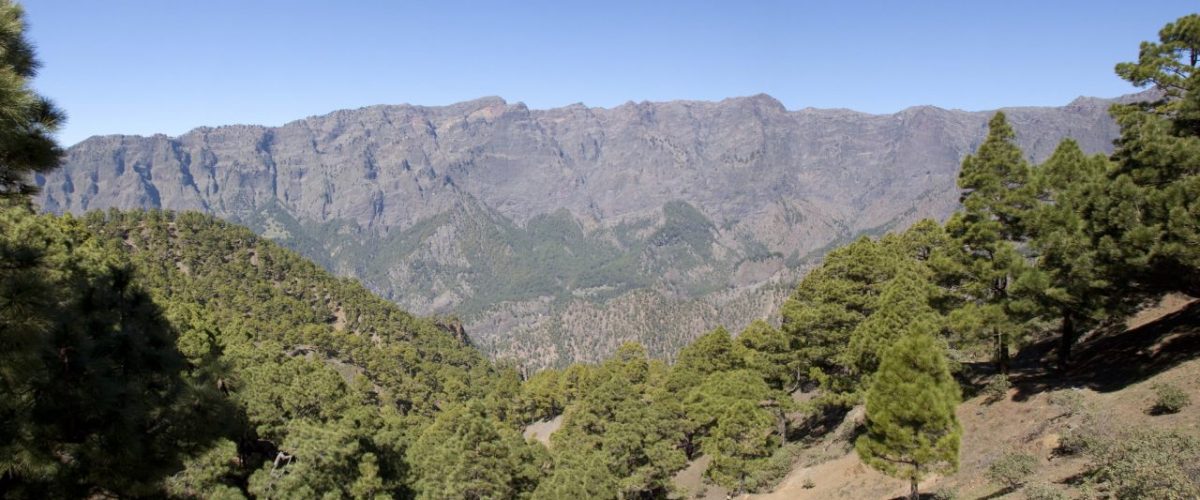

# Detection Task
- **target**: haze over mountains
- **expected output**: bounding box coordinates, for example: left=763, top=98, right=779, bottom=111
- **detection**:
left=36, top=93, right=1137, bottom=368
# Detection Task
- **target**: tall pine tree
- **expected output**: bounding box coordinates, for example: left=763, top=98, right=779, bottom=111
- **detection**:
left=1020, top=140, right=1124, bottom=370
left=945, top=112, right=1037, bottom=372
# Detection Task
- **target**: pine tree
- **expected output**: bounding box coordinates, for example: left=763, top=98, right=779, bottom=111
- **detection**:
left=248, top=416, right=400, bottom=500
left=704, top=400, right=778, bottom=494
left=549, top=343, right=686, bottom=499
left=737, top=319, right=792, bottom=391
left=531, top=449, right=617, bottom=500
left=843, top=262, right=943, bottom=390
left=780, top=237, right=897, bottom=389
left=1086, top=13, right=1200, bottom=297
left=0, top=0, right=64, bottom=199
left=0, top=208, right=229, bottom=496
left=407, top=402, right=541, bottom=500
left=856, top=332, right=961, bottom=500
left=521, top=368, right=564, bottom=422
left=1020, top=140, right=1123, bottom=370
left=682, top=370, right=778, bottom=455
left=666, top=326, right=743, bottom=392
left=945, top=112, right=1037, bottom=373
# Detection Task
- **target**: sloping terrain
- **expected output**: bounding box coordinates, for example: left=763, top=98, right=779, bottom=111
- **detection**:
left=740, top=297, right=1200, bottom=499
left=84, top=210, right=492, bottom=413
left=36, top=94, right=1139, bottom=367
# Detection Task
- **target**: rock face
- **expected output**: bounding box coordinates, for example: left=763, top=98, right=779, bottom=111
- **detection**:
left=36, top=93, right=1136, bottom=368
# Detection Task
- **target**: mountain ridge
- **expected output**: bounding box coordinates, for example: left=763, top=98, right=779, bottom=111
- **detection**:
left=60, top=91, right=1138, bottom=147
left=36, top=91, right=1145, bottom=368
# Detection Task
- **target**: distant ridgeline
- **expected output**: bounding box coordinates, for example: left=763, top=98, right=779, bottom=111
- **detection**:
left=3, top=76, right=1196, bottom=500
left=6, top=6, right=1200, bottom=498
left=35, top=91, right=1139, bottom=368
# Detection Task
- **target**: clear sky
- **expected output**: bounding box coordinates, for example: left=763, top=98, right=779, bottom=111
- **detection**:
left=21, top=0, right=1199, bottom=146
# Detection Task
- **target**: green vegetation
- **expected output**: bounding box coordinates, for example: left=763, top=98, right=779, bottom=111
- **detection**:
left=408, top=403, right=545, bottom=499
left=0, top=0, right=62, bottom=199
left=855, top=332, right=962, bottom=500
left=985, top=452, right=1039, bottom=492
left=1151, top=383, right=1191, bottom=415
left=3, top=7, right=1200, bottom=499
left=0, top=207, right=229, bottom=497
left=943, top=111, right=1036, bottom=374
left=982, top=374, right=1011, bottom=404
left=1083, top=430, right=1200, bottom=499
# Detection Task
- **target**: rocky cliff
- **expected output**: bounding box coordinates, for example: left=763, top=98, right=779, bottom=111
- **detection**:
left=36, top=93, right=1136, bottom=368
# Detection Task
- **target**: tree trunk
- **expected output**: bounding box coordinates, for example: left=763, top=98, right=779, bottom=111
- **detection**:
left=995, top=328, right=1010, bottom=375
left=1057, top=309, right=1076, bottom=373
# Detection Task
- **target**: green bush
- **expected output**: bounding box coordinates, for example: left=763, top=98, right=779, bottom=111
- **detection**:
left=1085, top=429, right=1200, bottom=499
left=1150, top=383, right=1191, bottom=415
left=1056, top=426, right=1101, bottom=456
left=986, top=452, right=1039, bottom=490
left=742, top=442, right=806, bottom=493
left=983, top=374, right=1011, bottom=404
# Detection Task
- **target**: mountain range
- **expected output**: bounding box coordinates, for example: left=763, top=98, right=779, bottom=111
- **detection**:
left=35, top=93, right=1140, bottom=368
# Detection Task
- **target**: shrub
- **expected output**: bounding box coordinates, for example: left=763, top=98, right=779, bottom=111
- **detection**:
left=742, top=442, right=805, bottom=493
left=986, top=452, right=1039, bottom=490
left=801, top=477, right=815, bottom=489
left=1056, top=426, right=1099, bottom=457
left=1022, top=483, right=1065, bottom=500
left=983, top=374, right=1011, bottom=404
left=1085, top=429, right=1200, bottom=499
left=1150, top=383, right=1191, bottom=415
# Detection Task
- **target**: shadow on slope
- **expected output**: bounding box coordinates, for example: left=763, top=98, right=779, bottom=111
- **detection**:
left=1012, top=297, right=1200, bottom=401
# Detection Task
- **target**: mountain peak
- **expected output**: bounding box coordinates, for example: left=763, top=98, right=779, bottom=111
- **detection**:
left=724, top=93, right=786, bottom=111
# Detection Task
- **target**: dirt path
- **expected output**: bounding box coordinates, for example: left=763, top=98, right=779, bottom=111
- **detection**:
left=522, top=415, right=563, bottom=446
left=746, top=452, right=916, bottom=500
left=672, top=455, right=729, bottom=499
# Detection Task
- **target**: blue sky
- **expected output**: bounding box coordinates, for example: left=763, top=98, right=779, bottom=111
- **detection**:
left=21, top=0, right=1198, bottom=146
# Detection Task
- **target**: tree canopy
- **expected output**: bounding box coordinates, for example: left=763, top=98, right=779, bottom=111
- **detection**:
left=0, top=0, right=63, bottom=199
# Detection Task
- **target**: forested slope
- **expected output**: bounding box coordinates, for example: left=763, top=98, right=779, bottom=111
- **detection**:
left=4, top=3, right=1200, bottom=499
left=3, top=206, right=527, bottom=497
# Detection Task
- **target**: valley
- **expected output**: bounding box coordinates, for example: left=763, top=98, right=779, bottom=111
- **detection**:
left=36, top=93, right=1136, bottom=367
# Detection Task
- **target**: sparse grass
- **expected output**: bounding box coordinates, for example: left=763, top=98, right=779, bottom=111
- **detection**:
left=1047, top=389, right=1086, bottom=417
left=930, top=486, right=959, bottom=500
